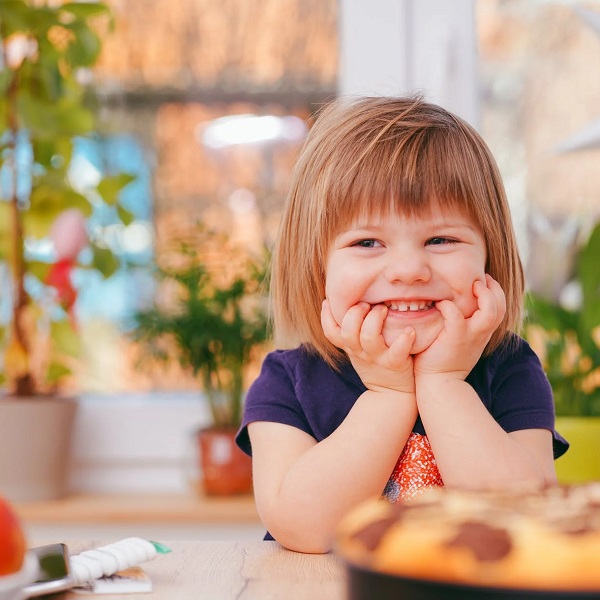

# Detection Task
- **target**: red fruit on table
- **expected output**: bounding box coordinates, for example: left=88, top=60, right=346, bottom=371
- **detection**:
left=0, top=496, right=26, bottom=575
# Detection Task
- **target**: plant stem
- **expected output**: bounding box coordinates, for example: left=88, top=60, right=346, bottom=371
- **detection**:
left=4, top=38, right=35, bottom=396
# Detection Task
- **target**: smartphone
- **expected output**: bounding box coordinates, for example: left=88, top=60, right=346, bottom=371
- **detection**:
left=22, top=543, right=75, bottom=598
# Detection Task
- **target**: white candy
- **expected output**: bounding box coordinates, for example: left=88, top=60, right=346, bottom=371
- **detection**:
left=71, top=555, right=104, bottom=582
left=71, top=538, right=158, bottom=586
left=70, top=560, right=93, bottom=585
left=95, top=544, right=129, bottom=572
left=78, top=549, right=119, bottom=575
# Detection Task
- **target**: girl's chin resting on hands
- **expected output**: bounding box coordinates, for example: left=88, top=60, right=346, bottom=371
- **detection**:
left=379, top=305, right=444, bottom=354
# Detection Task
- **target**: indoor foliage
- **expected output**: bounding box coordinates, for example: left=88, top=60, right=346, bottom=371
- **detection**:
left=132, top=228, right=270, bottom=429
left=0, top=1, right=134, bottom=396
left=526, top=220, right=600, bottom=416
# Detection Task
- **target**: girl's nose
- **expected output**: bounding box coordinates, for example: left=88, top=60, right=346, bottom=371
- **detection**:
left=383, top=251, right=431, bottom=284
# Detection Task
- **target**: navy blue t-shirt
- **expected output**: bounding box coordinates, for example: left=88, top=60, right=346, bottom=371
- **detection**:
left=237, top=336, right=569, bottom=458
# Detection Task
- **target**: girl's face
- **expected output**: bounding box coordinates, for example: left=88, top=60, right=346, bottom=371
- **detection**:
left=324, top=205, right=487, bottom=354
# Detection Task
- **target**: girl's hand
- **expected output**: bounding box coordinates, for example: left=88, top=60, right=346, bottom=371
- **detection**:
left=321, top=299, right=416, bottom=394
left=414, top=275, right=506, bottom=380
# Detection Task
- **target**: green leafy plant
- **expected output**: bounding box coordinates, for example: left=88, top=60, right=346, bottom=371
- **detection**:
left=525, top=220, right=600, bottom=416
left=0, top=1, right=134, bottom=396
left=131, top=228, right=270, bottom=429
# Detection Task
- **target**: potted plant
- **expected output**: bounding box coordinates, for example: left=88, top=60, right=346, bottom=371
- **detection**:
left=131, top=227, right=270, bottom=496
left=0, top=1, right=134, bottom=501
left=525, top=219, right=600, bottom=483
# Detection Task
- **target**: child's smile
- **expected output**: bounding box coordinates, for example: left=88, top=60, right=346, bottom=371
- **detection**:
left=324, top=206, right=488, bottom=354
left=383, top=299, right=435, bottom=314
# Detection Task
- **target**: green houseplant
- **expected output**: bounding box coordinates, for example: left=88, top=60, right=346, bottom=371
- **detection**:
left=0, top=0, right=134, bottom=501
left=132, top=227, right=270, bottom=495
left=525, top=219, right=600, bottom=483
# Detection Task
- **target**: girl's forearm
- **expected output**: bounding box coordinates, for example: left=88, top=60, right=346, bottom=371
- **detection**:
left=415, top=375, right=547, bottom=490
left=260, top=390, right=417, bottom=553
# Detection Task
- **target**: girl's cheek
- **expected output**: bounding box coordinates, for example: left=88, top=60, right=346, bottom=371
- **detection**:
left=325, top=278, right=357, bottom=324
left=324, top=278, right=339, bottom=322
left=326, top=296, right=348, bottom=326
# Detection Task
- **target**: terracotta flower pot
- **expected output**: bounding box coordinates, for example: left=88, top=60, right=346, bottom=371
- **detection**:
left=197, top=428, right=253, bottom=496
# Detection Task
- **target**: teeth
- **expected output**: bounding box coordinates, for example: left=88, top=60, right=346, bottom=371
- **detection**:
left=387, top=301, right=433, bottom=312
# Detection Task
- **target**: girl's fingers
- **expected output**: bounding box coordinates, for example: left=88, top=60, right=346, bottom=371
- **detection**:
left=486, top=275, right=507, bottom=321
left=323, top=300, right=415, bottom=390
left=322, top=301, right=413, bottom=372
left=321, top=299, right=341, bottom=344
left=339, top=302, right=371, bottom=352
left=433, top=298, right=464, bottom=337
left=321, top=301, right=372, bottom=354
left=358, top=304, right=388, bottom=354
left=387, top=326, right=416, bottom=362
left=472, top=277, right=506, bottom=331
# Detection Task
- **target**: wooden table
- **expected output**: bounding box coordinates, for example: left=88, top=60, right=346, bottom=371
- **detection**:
left=55, top=541, right=347, bottom=600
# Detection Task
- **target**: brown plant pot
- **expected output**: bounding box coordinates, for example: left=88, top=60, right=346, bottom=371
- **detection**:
left=0, top=395, right=78, bottom=502
left=197, top=427, right=253, bottom=496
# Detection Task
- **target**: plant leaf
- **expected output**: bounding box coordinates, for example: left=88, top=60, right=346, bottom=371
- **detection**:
left=46, top=362, right=71, bottom=383
left=51, top=320, right=81, bottom=358
left=525, top=294, right=578, bottom=332
left=26, top=260, right=52, bottom=282
left=578, top=222, right=600, bottom=333
left=90, top=243, right=119, bottom=278
left=117, top=204, right=135, bottom=226
left=25, top=184, right=91, bottom=237
left=61, top=2, right=110, bottom=19
left=97, top=173, right=136, bottom=205
left=65, top=21, right=102, bottom=67
left=0, top=1, right=32, bottom=34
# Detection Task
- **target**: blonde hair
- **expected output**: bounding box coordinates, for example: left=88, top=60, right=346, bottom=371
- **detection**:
left=271, top=96, right=524, bottom=368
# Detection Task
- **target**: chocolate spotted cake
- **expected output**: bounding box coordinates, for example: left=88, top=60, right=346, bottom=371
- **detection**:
left=336, top=483, right=600, bottom=598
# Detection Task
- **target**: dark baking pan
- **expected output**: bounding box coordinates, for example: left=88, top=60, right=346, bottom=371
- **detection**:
left=345, top=563, right=600, bottom=600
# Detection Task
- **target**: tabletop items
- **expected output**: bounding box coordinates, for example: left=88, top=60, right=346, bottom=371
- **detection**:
left=23, top=538, right=171, bottom=599
left=69, top=538, right=169, bottom=586
left=15, top=482, right=600, bottom=600
left=60, top=541, right=345, bottom=600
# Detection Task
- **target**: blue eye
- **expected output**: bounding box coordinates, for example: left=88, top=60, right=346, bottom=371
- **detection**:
left=354, top=239, right=380, bottom=248
left=427, top=237, right=457, bottom=246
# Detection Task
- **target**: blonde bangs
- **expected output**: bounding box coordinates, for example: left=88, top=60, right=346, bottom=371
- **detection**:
left=323, top=127, right=486, bottom=244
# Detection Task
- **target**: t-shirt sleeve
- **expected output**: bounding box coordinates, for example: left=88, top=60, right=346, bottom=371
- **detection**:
left=491, top=340, right=569, bottom=459
left=235, top=351, right=314, bottom=456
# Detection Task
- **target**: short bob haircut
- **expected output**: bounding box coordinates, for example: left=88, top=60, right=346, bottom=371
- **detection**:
left=271, top=96, right=524, bottom=368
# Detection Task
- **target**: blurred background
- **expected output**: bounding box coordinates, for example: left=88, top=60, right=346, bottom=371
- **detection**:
left=65, top=0, right=600, bottom=395
left=3, top=0, right=600, bottom=540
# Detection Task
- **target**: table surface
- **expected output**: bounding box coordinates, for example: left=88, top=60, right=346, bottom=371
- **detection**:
left=54, top=540, right=347, bottom=600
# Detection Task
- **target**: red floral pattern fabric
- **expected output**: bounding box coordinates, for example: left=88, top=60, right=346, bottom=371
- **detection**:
left=382, top=432, right=444, bottom=503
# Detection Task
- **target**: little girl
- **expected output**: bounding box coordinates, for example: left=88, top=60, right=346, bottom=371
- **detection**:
left=236, top=96, right=568, bottom=554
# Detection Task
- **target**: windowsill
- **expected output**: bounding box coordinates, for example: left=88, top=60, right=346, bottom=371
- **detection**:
left=14, top=491, right=260, bottom=525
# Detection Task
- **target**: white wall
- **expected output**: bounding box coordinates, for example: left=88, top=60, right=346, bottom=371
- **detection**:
left=338, top=0, right=480, bottom=128
left=69, top=393, right=211, bottom=494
